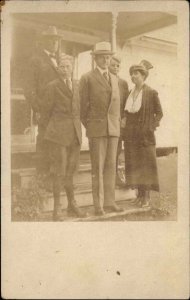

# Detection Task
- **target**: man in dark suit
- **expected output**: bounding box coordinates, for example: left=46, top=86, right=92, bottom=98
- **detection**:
left=79, top=42, right=124, bottom=216
left=24, top=26, right=60, bottom=175
left=109, top=55, right=129, bottom=188
left=43, top=54, right=86, bottom=220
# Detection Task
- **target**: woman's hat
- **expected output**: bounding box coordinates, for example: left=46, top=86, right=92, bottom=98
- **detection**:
left=129, top=60, right=153, bottom=76
left=91, top=42, right=115, bottom=55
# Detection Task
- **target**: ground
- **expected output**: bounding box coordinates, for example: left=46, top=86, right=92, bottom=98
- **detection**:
left=12, top=152, right=177, bottom=222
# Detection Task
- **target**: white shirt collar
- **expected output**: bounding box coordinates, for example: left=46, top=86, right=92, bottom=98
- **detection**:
left=44, top=49, right=50, bottom=56
left=64, top=77, right=72, bottom=82
left=44, top=49, right=56, bottom=57
left=44, top=49, right=57, bottom=67
left=97, top=66, right=108, bottom=76
left=124, top=87, right=143, bottom=113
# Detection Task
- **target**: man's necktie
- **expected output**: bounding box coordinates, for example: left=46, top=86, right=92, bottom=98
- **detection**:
left=103, top=72, right=110, bottom=84
left=65, top=78, right=72, bottom=91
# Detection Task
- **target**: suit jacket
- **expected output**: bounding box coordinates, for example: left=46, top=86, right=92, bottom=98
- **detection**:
left=118, top=77, right=129, bottom=118
left=24, top=49, right=59, bottom=124
left=79, top=68, right=120, bottom=138
left=42, top=77, right=82, bottom=146
left=118, top=77, right=129, bottom=138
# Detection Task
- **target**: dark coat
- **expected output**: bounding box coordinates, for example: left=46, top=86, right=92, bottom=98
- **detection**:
left=42, top=77, right=82, bottom=146
left=140, top=84, right=163, bottom=131
left=24, top=49, right=59, bottom=124
left=124, top=84, right=163, bottom=191
left=79, top=68, right=121, bottom=138
left=123, top=84, right=163, bottom=141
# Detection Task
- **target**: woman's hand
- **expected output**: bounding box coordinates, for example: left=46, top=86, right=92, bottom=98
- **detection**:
left=121, top=117, right=127, bottom=128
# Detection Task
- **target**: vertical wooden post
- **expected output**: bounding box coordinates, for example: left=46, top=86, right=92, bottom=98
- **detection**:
left=58, top=37, right=62, bottom=55
left=91, top=51, right=95, bottom=71
left=72, top=45, right=78, bottom=80
left=111, top=11, right=118, bottom=52
left=56, top=37, right=62, bottom=65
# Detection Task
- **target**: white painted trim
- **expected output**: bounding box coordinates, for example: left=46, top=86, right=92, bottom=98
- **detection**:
left=126, top=35, right=177, bottom=53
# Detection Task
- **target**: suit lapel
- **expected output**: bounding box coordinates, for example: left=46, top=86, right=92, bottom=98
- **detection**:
left=72, top=80, right=78, bottom=98
left=92, top=68, right=111, bottom=90
left=108, top=73, right=120, bottom=110
left=141, top=84, right=149, bottom=123
left=71, top=80, right=79, bottom=109
left=55, top=77, right=73, bottom=99
left=42, top=51, right=59, bottom=74
left=58, top=76, right=73, bottom=97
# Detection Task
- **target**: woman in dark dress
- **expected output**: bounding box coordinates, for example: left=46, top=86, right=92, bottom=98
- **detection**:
left=123, top=60, right=163, bottom=207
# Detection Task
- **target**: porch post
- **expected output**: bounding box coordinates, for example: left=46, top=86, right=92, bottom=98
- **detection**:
left=91, top=52, right=95, bottom=70
left=111, top=11, right=118, bottom=52
left=72, top=45, right=78, bottom=80
left=58, top=37, right=62, bottom=57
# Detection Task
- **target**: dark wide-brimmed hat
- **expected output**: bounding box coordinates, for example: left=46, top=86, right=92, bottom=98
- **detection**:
left=129, top=60, right=153, bottom=77
left=41, top=26, right=60, bottom=39
left=91, top=42, right=115, bottom=55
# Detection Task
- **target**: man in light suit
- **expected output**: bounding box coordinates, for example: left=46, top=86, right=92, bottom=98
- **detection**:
left=109, top=55, right=129, bottom=188
left=24, top=26, right=60, bottom=175
left=43, top=55, right=86, bottom=221
left=79, top=42, right=124, bottom=216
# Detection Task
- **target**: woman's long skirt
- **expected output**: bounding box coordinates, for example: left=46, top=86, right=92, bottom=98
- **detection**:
left=124, top=111, right=159, bottom=192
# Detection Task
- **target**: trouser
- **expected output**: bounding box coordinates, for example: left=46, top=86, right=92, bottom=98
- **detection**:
left=36, top=125, right=50, bottom=174
left=89, top=136, right=119, bottom=210
left=116, top=137, right=123, bottom=174
left=48, top=139, right=80, bottom=213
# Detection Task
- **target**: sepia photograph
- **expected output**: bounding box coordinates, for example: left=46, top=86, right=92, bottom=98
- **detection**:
left=10, top=7, right=178, bottom=222
left=1, top=1, right=189, bottom=299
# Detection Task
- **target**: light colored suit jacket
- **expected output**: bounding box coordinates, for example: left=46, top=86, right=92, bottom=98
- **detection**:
left=79, top=68, right=120, bottom=138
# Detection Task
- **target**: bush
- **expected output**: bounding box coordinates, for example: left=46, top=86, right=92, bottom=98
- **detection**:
left=12, top=176, right=47, bottom=221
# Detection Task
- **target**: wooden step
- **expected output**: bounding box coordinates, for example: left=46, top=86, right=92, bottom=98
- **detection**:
left=42, top=187, right=136, bottom=212
left=36, top=200, right=150, bottom=222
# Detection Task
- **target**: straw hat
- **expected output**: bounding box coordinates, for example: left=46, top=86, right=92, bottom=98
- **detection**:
left=91, top=42, right=114, bottom=55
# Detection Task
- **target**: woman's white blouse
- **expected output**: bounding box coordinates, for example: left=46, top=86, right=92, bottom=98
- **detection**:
left=124, top=88, right=143, bottom=113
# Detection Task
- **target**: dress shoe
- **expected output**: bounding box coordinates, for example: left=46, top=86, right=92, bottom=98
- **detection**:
left=104, top=203, right=124, bottom=212
left=141, top=198, right=150, bottom=208
left=142, top=201, right=150, bottom=208
left=141, top=191, right=151, bottom=208
left=53, top=210, right=63, bottom=221
left=115, top=175, right=126, bottom=188
left=130, top=197, right=143, bottom=206
left=67, top=204, right=87, bottom=218
left=94, top=208, right=105, bottom=216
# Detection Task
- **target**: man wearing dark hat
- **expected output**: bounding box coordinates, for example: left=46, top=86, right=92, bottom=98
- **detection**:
left=79, top=42, right=124, bottom=216
left=109, top=55, right=129, bottom=188
left=42, top=55, right=86, bottom=220
left=24, top=26, right=60, bottom=177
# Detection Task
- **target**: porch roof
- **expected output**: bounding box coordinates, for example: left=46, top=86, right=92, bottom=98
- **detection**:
left=12, top=11, right=177, bottom=46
